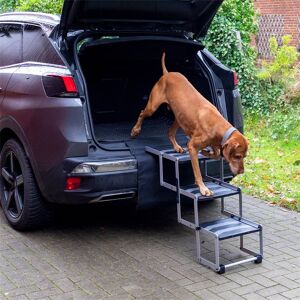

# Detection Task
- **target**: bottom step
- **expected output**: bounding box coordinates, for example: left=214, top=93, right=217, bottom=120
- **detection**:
left=200, top=216, right=262, bottom=240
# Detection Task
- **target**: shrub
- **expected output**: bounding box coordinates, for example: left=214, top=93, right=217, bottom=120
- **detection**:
left=258, top=36, right=299, bottom=84
left=0, top=0, right=19, bottom=13
left=204, top=0, right=261, bottom=112
left=257, top=36, right=299, bottom=111
left=16, top=0, right=63, bottom=14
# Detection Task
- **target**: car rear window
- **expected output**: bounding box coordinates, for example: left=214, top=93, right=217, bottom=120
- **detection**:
left=0, top=23, right=22, bottom=67
left=23, top=24, right=64, bottom=66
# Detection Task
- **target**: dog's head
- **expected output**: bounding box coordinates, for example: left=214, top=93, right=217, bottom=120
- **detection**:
left=222, top=133, right=249, bottom=175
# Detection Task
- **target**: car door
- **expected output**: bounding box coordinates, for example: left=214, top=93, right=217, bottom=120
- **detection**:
left=0, top=23, right=22, bottom=104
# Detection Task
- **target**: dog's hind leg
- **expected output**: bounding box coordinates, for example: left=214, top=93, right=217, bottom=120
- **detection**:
left=188, top=137, right=213, bottom=196
left=168, top=119, right=184, bottom=153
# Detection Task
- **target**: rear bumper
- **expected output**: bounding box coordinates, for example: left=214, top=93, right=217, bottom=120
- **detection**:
left=63, top=169, right=138, bottom=204
left=40, top=154, right=232, bottom=205
left=40, top=156, right=138, bottom=204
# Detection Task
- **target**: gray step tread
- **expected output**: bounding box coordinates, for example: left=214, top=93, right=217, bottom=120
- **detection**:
left=200, top=217, right=261, bottom=240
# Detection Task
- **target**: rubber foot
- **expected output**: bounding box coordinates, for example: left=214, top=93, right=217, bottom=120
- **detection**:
left=217, top=264, right=226, bottom=274
left=254, top=255, right=263, bottom=264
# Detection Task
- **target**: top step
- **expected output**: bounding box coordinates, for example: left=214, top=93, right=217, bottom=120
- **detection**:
left=145, top=146, right=209, bottom=162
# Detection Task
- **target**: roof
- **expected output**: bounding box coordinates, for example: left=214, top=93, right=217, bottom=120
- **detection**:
left=0, top=12, right=60, bottom=27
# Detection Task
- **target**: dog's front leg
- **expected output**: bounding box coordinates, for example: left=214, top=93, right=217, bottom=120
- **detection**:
left=131, top=83, right=165, bottom=137
left=188, top=138, right=213, bottom=196
left=168, top=120, right=184, bottom=153
left=131, top=109, right=148, bottom=137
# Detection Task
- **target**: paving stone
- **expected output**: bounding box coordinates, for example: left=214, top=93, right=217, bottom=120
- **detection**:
left=272, top=276, right=300, bottom=289
left=26, top=287, right=62, bottom=300
left=168, top=287, right=200, bottom=300
left=49, top=289, right=90, bottom=300
left=194, top=289, right=223, bottom=300
left=175, top=278, right=194, bottom=286
left=225, top=273, right=254, bottom=286
left=257, top=285, right=289, bottom=297
left=232, top=283, right=265, bottom=296
left=281, top=288, right=300, bottom=299
left=261, top=269, right=291, bottom=279
left=208, top=281, right=240, bottom=293
left=185, top=280, right=217, bottom=292
left=248, top=274, right=277, bottom=287
left=7, top=295, right=29, bottom=300
left=75, top=280, right=110, bottom=297
left=243, top=293, right=268, bottom=300
left=52, top=277, right=78, bottom=293
left=219, top=291, right=244, bottom=300
left=2, top=285, right=39, bottom=297
left=267, top=295, right=289, bottom=300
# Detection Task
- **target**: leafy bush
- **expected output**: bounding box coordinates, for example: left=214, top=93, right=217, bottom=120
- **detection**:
left=0, top=0, right=19, bottom=13
left=205, top=1, right=300, bottom=115
left=257, top=36, right=299, bottom=111
left=204, top=0, right=261, bottom=112
left=16, top=0, right=63, bottom=14
left=286, top=73, right=300, bottom=104
left=267, top=106, right=300, bottom=141
left=258, top=36, right=299, bottom=83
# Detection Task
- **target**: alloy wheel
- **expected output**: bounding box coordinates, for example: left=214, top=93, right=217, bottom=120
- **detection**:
left=1, top=151, right=25, bottom=219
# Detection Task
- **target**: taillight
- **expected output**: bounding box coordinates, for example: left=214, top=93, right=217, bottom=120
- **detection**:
left=42, top=74, right=78, bottom=97
left=233, top=71, right=238, bottom=86
left=65, top=177, right=81, bottom=190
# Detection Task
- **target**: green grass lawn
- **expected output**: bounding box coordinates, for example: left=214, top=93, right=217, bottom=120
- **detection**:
left=232, top=105, right=300, bottom=211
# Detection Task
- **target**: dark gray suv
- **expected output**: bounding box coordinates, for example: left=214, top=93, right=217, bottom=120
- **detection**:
left=0, top=0, right=243, bottom=230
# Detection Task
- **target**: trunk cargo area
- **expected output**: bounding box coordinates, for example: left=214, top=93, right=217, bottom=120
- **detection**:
left=76, top=36, right=228, bottom=208
left=78, top=37, right=213, bottom=145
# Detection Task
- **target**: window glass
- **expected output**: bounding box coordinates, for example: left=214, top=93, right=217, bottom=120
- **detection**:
left=23, top=24, right=64, bottom=65
left=0, top=23, right=22, bottom=67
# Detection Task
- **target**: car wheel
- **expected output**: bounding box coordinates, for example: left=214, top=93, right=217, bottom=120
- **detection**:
left=0, top=139, right=52, bottom=230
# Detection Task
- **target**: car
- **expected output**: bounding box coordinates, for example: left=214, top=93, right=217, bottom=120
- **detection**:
left=0, top=0, right=243, bottom=230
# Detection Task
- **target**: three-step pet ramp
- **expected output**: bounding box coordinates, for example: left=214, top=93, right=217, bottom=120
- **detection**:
left=145, top=146, right=263, bottom=274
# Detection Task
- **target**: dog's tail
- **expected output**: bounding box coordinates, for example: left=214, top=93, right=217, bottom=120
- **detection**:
left=162, top=52, right=168, bottom=75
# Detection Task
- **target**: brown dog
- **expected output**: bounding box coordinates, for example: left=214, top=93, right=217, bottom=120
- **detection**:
left=131, top=53, right=248, bottom=196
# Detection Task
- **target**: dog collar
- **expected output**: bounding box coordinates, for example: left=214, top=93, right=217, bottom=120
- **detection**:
left=221, top=127, right=237, bottom=146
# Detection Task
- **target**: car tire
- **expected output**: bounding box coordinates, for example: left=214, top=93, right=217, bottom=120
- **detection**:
left=0, top=139, right=52, bottom=230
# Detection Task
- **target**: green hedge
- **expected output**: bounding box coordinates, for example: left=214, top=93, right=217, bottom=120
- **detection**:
left=204, top=0, right=264, bottom=113
left=16, top=0, right=63, bottom=14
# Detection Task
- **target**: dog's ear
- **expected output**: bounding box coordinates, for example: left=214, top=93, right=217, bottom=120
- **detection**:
left=222, top=140, right=239, bottom=161
left=222, top=141, right=230, bottom=161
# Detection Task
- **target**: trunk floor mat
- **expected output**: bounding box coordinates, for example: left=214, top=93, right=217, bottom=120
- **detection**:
left=94, top=118, right=184, bottom=142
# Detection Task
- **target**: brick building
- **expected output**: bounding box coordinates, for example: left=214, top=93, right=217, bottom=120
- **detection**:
left=254, top=0, right=300, bottom=57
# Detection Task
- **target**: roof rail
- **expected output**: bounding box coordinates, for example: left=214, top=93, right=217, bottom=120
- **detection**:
left=0, top=12, right=60, bottom=26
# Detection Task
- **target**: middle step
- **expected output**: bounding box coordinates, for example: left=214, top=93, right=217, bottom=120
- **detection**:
left=145, top=145, right=240, bottom=201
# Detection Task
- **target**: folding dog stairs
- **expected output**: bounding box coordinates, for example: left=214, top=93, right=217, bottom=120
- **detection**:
left=145, top=146, right=263, bottom=274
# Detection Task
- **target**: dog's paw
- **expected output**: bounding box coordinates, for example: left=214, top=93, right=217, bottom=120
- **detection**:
left=199, top=186, right=214, bottom=197
left=175, top=146, right=185, bottom=153
left=131, top=127, right=140, bottom=137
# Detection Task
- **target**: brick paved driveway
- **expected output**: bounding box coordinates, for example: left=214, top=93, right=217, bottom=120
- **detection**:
left=0, top=195, right=299, bottom=300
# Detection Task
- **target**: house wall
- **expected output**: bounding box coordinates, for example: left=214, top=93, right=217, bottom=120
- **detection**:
left=254, top=0, right=300, bottom=57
